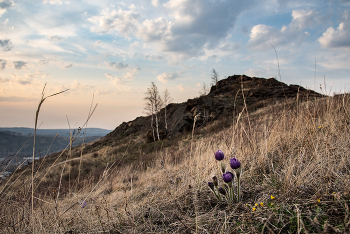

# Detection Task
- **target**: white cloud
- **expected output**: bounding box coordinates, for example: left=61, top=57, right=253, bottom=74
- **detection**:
left=137, top=17, right=172, bottom=42
left=89, top=0, right=254, bottom=59
left=42, top=0, right=62, bottom=5
left=106, top=61, right=129, bottom=70
left=105, top=67, right=138, bottom=90
left=195, top=82, right=201, bottom=87
left=248, top=9, right=323, bottom=50
left=10, top=71, right=47, bottom=85
left=289, top=9, right=322, bottom=30
left=151, top=0, right=159, bottom=7
left=319, top=22, right=350, bottom=49
left=176, top=84, right=184, bottom=92
left=143, top=53, right=164, bottom=61
left=88, top=8, right=140, bottom=36
left=70, top=80, right=95, bottom=93
left=157, top=72, right=182, bottom=83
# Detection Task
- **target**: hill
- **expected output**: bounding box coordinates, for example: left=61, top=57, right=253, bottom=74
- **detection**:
left=0, top=127, right=111, bottom=138
left=83, top=75, right=322, bottom=154
left=0, top=128, right=111, bottom=157
left=3, top=75, right=349, bottom=233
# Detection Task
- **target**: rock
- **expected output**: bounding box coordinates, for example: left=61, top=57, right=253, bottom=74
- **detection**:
left=83, top=74, right=324, bottom=151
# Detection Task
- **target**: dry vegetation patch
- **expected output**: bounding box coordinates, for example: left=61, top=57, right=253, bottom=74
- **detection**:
left=1, top=94, right=350, bottom=233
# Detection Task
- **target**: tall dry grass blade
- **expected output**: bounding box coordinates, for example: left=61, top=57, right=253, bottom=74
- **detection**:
left=31, top=83, right=68, bottom=233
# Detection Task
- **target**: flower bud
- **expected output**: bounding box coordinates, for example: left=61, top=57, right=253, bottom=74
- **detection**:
left=212, top=175, right=218, bottom=187
left=215, top=150, right=225, bottom=161
left=218, top=187, right=226, bottom=195
left=230, top=158, right=241, bottom=170
left=208, top=181, right=215, bottom=191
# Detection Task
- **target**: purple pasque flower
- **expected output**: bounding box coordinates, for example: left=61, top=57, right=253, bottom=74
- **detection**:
left=230, top=158, right=241, bottom=170
left=208, top=181, right=215, bottom=190
left=215, top=150, right=225, bottom=161
left=80, top=200, right=87, bottom=208
left=222, top=171, right=234, bottom=183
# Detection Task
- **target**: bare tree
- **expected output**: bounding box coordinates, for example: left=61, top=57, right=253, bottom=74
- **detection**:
left=163, top=88, right=172, bottom=131
left=199, top=82, right=209, bottom=96
left=144, top=82, right=162, bottom=141
left=144, top=90, right=156, bottom=142
left=211, top=68, right=219, bottom=86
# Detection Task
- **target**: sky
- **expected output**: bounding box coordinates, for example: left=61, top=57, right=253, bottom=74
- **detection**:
left=0, top=0, right=349, bottom=130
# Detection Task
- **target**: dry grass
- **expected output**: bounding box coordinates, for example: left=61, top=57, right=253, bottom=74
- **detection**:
left=1, top=93, right=350, bottom=233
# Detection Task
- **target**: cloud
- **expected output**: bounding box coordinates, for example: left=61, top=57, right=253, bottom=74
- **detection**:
left=89, top=0, right=255, bottom=59
left=105, top=67, right=138, bottom=90
left=47, top=35, right=64, bottom=41
left=319, top=21, right=350, bottom=49
left=0, top=59, right=6, bottom=70
left=137, top=17, right=172, bottom=42
left=176, top=84, right=184, bottom=92
left=88, top=8, right=140, bottom=36
left=10, top=71, right=47, bottom=85
left=42, top=0, right=62, bottom=5
left=0, top=39, right=13, bottom=51
left=151, top=0, right=159, bottom=7
left=248, top=9, right=324, bottom=50
left=70, top=80, right=95, bottom=92
left=107, top=61, right=129, bottom=70
left=64, top=63, right=73, bottom=68
left=0, top=0, right=14, bottom=9
left=39, top=59, right=56, bottom=65
left=157, top=0, right=253, bottom=57
left=157, top=72, right=182, bottom=83
left=13, top=61, right=27, bottom=70
left=195, top=82, right=201, bottom=87
left=0, top=77, right=9, bottom=83
left=10, top=73, right=31, bottom=85
left=143, top=54, right=164, bottom=61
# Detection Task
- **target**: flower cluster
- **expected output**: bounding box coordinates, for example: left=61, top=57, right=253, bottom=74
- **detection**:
left=208, top=149, right=242, bottom=203
left=80, top=200, right=87, bottom=208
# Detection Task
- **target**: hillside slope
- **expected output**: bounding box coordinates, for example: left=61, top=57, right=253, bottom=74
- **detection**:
left=1, top=75, right=349, bottom=233
left=83, top=75, right=323, bottom=154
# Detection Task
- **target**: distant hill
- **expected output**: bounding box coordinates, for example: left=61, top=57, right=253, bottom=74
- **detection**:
left=0, top=127, right=111, bottom=138
left=0, top=128, right=111, bottom=159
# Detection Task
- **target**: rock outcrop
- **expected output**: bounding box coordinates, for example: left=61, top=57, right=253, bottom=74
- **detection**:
left=83, top=75, right=323, bottom=152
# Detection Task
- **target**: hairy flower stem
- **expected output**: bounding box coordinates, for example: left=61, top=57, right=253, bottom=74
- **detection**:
left=237, top=177, right=240, bottom=203
left=230, top=186, right=235, bottom=203
left=215, top=187, right=222, bottom=201
left=213, top=189, right=221, bottom=201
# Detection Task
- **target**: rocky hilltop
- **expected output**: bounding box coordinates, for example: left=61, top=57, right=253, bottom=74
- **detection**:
left=83, top=75, right=323, bottom=153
